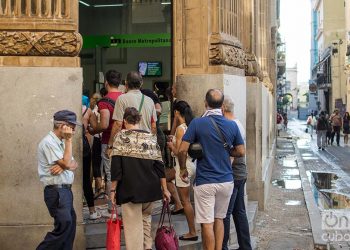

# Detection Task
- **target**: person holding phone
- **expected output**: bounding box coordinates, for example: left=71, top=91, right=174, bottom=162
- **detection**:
left=37, top=110, right=80, bottom=250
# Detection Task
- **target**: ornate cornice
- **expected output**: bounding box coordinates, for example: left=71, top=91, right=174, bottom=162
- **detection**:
left=209, top=34, right=246, bottom=69
left=0, top=31, right=82, bottom=57
left=245, top=53, right=263, bottom=80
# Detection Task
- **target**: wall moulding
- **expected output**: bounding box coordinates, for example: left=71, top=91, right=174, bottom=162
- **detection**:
left=209, top=33, right=246, bottom=69
left=0, top=31, right=82, bottom=56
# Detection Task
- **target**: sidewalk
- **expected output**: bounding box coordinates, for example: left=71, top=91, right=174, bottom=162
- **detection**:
left=252, top=130, right=314, bottom=249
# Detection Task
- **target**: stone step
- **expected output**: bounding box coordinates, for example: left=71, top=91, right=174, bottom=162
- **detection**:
left=85, top=201, right=259, bottom=250
left=227, top=201, right=258, bottom=250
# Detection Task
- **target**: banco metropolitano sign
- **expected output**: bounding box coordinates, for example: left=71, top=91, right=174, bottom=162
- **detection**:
left=82, top=33, right=171, bottom=49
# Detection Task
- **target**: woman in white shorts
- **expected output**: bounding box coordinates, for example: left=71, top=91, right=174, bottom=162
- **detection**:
left=167, top=100, right=197, bottom=241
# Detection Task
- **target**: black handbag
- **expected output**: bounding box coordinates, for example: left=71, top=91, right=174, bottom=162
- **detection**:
left=188, top=142, right=204, bottom=160
left=188, top=117, right=230, bottom=160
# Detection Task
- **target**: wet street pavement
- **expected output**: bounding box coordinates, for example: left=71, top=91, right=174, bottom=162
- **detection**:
left=254, top=118, right=350, bottom=249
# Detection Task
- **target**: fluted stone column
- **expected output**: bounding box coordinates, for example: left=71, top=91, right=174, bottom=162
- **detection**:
left=0, top=1, right=84, bottom=249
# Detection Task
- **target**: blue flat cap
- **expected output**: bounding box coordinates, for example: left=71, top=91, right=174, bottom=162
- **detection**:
left=53, top=110, right=81, bottom=126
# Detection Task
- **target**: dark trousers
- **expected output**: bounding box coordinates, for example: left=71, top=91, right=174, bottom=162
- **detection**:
left=223, top=179, right=252, bottom=250
left=83, top=151, right=94, bottom=207
left=37, top=187, right=76, bottom=250
left=91, top=137, right=102, bottom=178
left=331, top=126, right=341, bottom=145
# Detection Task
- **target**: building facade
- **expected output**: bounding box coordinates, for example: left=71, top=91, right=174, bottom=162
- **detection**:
left=345, top=0, right=350, bottom=112
left=311, top=0, right=347, bottom=114
left=286, top=66, right=298, bottom=110
left=0, top=0, right=279, bottom=248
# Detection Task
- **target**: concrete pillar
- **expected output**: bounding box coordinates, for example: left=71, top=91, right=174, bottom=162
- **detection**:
left=0, top=1, right=84, bottom=249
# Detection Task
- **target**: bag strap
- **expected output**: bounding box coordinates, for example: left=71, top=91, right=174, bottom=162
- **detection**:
left=209, top=117, right=230, bottom=153
left=97, top=97, right=115, bottom=108
left=138, top=94, right=145, bottom=113
left=110, top=204, right=119, bottom=221
left=157, top=200, right=173, bottom=229
left=82, top=107, right=88, bottom=131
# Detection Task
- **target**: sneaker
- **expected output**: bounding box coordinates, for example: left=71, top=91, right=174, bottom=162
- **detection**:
left=89, top=211, right=102, bottom=220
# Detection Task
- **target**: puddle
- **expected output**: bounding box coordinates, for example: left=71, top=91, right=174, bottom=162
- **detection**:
left=307, top=171, right=350, bottom=209
left=301, top=153, right=313, bottom=157
left=285, top=200, right=302, bottom=206
left=302, top=156, right=319, bottom=160
left=272, top=179, right=302, bottom=189
left=281, top=169, right=300, bottom=178
left=283, top=159, right=297, bottom=168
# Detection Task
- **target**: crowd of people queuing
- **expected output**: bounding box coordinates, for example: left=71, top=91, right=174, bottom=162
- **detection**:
left=36, top=69, right=253, bottom=250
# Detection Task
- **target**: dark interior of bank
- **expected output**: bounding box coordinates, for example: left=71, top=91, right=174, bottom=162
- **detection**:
left=79, top=0, right=172, bottom=97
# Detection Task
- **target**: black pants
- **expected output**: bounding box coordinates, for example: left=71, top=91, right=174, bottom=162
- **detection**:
left=37, top=187, right=76, bottom=250
left=83, top=151, right=94, bottom=207
left=223, top=179, right=252, bottom=250
left=331, top=126, right=341, bottom=145
left=91, top=137, right=102, bottom=178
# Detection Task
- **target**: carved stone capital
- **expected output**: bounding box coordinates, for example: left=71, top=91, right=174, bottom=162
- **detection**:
left=0, top=31, right=82, bottom=57
left=209, top=43, right=246, bottom=69
left=245, top=53, right=263, bottom=80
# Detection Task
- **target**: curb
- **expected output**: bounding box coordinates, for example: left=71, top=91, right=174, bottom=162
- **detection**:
left=293, top=140, right=328, bottom=250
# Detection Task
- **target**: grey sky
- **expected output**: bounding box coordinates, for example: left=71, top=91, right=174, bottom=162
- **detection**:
left=279, top=0, right=311, bottom=84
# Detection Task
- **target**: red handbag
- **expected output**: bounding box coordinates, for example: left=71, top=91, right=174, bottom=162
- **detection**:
left=106, top=206, right=122, bottom=250
left=155, top=201, right=179, bottom=250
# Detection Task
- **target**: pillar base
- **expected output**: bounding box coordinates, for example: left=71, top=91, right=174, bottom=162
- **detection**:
left=0, top=67, right=84, bottom=249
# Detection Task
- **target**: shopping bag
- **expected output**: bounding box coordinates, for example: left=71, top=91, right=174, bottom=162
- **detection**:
left=155, top=201, right=179, bottom=250
left=106, top=206, right=122, bottom=250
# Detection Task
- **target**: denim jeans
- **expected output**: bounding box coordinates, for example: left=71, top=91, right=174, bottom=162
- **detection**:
left=37, top=187, right=76, bottom=250
left=223, top=179, right=252, bottom=250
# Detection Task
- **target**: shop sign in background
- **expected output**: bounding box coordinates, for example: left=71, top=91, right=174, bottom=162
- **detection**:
left=82, top=33, right=171, bottom=49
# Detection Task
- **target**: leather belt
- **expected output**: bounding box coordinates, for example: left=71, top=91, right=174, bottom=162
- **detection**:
left=46, top=184, right=72, bottom=189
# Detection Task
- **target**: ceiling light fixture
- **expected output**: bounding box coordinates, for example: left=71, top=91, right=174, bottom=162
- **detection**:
left=79, top=1, right=90, bottom=7
left=94, top=4, right=124, bottom=7
left=161, top=2, right=171, bottom=4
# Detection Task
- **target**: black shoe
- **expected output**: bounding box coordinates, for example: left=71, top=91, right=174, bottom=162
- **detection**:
left=179, top=235, right=198, bottom=241
left=318, top=147, right=321, bottom=150
left=171, top=208, right=184, bottom=215
left=322, top=148, right=325, bottom=151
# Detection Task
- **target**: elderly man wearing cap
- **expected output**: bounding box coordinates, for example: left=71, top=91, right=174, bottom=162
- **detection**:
left=37, top=110, right=80, bottom=250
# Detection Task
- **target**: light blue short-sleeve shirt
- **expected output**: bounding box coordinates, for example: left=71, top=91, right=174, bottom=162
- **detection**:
left=37, top=131, right=74, bottom=186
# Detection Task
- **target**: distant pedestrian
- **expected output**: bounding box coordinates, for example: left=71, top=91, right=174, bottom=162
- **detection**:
left=178, top=89, right=245, bottom=250
left=306, top=113, right=316, bottom=138
left=222, top=96, right=252, bottom=250
left=37, top=110, right=79, bottom=250
left=283, top=113, right=288, bottom=131
left=316, top=111, right=328, bottom=150
left=343, top=112, right=350, bottom=146
left=330, top=109, right=342, bottom=146
left=277, top=113, right=283, bottom=136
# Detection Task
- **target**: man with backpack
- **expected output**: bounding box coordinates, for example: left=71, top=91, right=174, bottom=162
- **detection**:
left=88, top=69, right=123, bottom=215
left=316, top=111, right=328, bottom=150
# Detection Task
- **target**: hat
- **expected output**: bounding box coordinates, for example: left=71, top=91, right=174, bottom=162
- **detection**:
left=53, top=110, right=81, bottom=126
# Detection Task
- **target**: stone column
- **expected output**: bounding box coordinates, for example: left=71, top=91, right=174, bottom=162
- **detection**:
left=174, top=0, right=247, bottom=124
left=0, top=1, right=84, bottom=249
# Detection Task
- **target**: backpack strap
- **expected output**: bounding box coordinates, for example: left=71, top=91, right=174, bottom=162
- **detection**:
left=97, top=97, right=115, bottom=108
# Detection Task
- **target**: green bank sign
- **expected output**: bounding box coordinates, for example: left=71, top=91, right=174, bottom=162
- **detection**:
left=82, top=33, right=171, bottom=49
